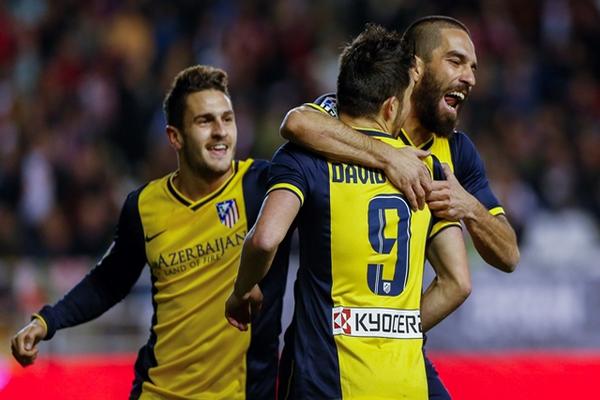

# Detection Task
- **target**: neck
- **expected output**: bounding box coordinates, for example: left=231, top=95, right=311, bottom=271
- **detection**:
left=339, top=113, right=393, bottom=136
left=174, top=162, right=233, bottom=201
left=403, top=113, right=433, bottom=146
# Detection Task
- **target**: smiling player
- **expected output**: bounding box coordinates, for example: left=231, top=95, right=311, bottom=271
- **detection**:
left=11, top=65, right=289, bottom=400
left=279, top=16, right=519, bottom=399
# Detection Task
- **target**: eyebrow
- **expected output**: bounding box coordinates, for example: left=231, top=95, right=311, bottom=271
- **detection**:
left=447, top=50, right=478, bottom=70
left=193, top=110, right=234, bottom=122
left=193, top=113, right=214, bottom=122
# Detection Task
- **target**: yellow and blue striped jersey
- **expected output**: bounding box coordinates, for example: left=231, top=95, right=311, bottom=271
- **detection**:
left=270, top=131, right=457, bottom=399
left=307, top=93, right=505, bottom=217
left=36, top=159, right=289, bottom=400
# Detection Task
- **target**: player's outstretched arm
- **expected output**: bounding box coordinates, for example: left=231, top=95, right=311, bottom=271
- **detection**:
left=421, top=226, right=471, bottom=332
left=226, top=190, right=300, bottom=331
left=11, top=318, right=47, bottom=367
left=427, top=164, right=519, bottom=272
left=280, top=105, right=432, bottom=210
left=26, top=190, right=148, bottom=345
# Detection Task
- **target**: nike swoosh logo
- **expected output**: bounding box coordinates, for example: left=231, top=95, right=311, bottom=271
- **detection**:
left=145, top=230, right=167, bottom=243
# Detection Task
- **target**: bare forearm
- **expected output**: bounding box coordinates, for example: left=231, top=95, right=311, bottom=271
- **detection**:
left=233, top=234, right=277, bottom=298
left=281, top=107, right=390, bottom=169
left=464, top=205, right=520, bottom=272
left=421, top=226, right=471, bottom=332
left=427, top=164, right=519, bottom=272
left=281, top=106, right=433, bottom=210
left=234, top=190, right=301, bottom=297
left=421, top=277, right=467, bottom=332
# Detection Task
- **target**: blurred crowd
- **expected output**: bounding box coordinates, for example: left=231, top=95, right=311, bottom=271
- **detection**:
left=0, top=0, right=598, bottom=258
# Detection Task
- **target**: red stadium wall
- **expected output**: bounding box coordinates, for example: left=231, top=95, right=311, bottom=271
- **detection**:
left=1, top=352, right=600, bottom=399
left=0, top=354, right=134, bottom=399
left=432, top=351, right=600, bottom=399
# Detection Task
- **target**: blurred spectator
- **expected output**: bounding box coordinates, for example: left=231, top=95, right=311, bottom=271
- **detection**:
left=0, top=0, right=597, bottom=259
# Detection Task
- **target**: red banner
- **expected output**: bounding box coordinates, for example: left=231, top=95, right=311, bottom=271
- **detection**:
left=2, top=352, right=600, bottom=399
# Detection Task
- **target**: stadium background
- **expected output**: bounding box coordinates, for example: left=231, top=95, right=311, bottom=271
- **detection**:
left=0, top=0, right=599, bottom=398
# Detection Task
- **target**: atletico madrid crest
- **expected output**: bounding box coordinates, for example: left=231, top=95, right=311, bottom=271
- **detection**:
left=216, top=199, right=240, bottom=228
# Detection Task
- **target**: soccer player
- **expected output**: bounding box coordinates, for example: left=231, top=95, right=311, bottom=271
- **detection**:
left=10, top=65, right=289, bottom=400
left=281, top=16, right=519, bottom=273
left=280, top=17, right=520, bottom=398
left=226, top=25, right=468, bottom=399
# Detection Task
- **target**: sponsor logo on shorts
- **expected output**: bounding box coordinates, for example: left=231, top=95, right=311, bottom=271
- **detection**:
left=332, top=306, right=422, bottom=339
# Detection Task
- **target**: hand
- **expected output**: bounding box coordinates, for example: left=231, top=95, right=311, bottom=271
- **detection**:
left=427, top=163, right=478, bottom=221
left=225, top=285, right=264, bottom=331
left=383, top=147, right=432, bottom=211
left=11, top=318, right=47, bottom=367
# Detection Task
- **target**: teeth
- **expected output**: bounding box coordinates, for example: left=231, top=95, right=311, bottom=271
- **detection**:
left=447, top=91, right=465, bottom=101
left=211, top=144, right=227, bottom=150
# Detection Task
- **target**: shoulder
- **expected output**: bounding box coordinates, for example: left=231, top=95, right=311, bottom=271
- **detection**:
left=237, top=158, right=267, bottom=169
left=273, top=142, right=321, bottom=162
left=136, top=173, right=172, bottom=206
left=448, top=131, right=482, bottom=166
left=115, top=183, right=149, bottom=240
left=449, top=131, right=477, bottom=151
left=240, top=158, right=271, bottom=188
left=306, top=92, right=338, bottom=118
left=124, top=182, right=149, bottom=210
left=238, top=158, right=271, bottom=175
left=269, top=143, right=326, bottom=189
left=274, top=143, right=327, bottom=176
left=246, top=158, right=270, bottom=173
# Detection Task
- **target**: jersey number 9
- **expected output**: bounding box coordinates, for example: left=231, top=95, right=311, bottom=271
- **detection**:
left=366, top=195, right=411, bottom=297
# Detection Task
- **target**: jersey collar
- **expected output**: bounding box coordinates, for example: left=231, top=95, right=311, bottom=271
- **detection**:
left=351, top=126, right=397, bottom=139
left=166, top=161, right=239, bottom=211
left=398, top=128, right=434, bottom=150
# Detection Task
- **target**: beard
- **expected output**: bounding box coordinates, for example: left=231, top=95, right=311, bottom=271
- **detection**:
left=181, top=135, right=232, bottom=179
left=412, top=69, right=458, bottom=138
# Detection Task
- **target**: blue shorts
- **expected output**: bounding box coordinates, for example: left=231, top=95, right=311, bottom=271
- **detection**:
left=424, top=349, right=451, bottom=399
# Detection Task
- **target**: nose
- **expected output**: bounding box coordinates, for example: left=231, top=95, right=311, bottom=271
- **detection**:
left=460, top=65, right=476, bottom=88
left=211, top=119, right=227, bottom=138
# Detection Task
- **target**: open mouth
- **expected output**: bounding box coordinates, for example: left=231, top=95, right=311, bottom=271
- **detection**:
left=207, top=143, right=229, bottom=157
left=443, top=91, right=466, bottom=113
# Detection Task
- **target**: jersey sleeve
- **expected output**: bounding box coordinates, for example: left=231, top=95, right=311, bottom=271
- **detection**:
left=242, top=158, right=292, bottom=399
left=268, top=143, right=316, bottom=206
left=450, top=132, right=504, bottom=216
left=35, top=187, right=148, bottom=340
left=428, top=155, right=462, bottom=239
left=242, top=159, right=271, bottom=227
left=305, top=92, right=338, bottom=118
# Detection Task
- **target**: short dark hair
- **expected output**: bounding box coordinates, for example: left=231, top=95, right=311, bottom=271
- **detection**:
left=337, top=24, right=413, bottom=118
left=401, top=16, right=471, bottom=62
left=163, top=65, right=229, bottom=130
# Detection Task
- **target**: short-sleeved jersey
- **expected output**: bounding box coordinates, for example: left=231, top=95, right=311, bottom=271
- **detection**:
left=269, top=131, right=457, bottom=400
left=307, top=93, right=505, bottom=217
left=37, top=159, right=289, bottom=400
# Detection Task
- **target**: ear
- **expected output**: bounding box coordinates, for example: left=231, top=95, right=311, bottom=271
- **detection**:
left=381, top=96, right=400, bottom=122
left=411, top=56, right=425, bottom=83
left=166, top=125, right=184, bottom=151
